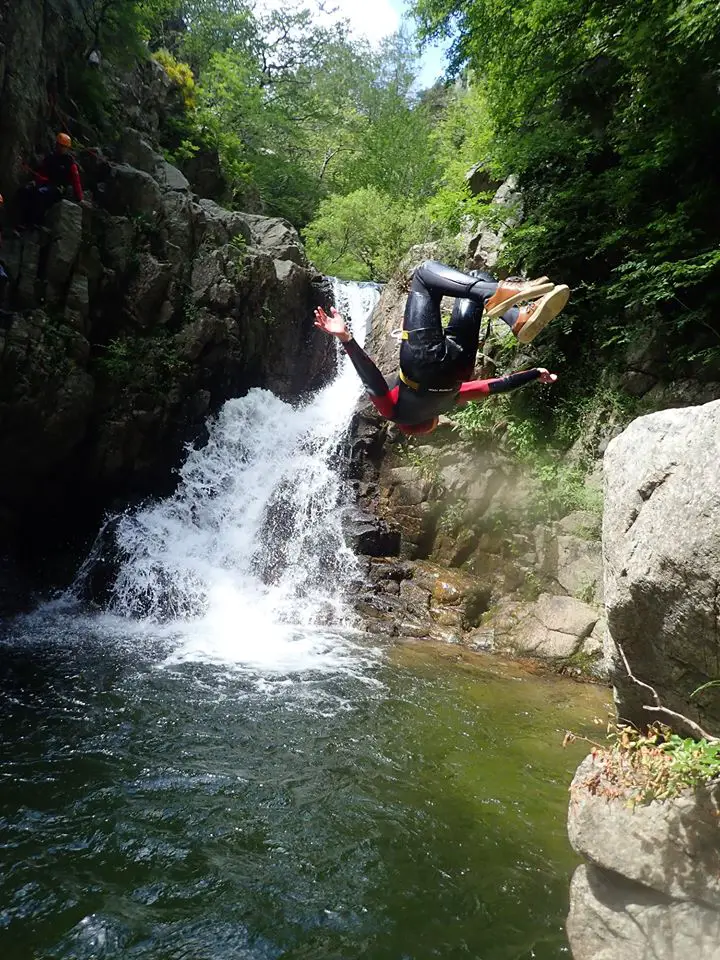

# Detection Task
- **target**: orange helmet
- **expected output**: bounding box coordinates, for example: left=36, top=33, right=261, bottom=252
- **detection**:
left=398, top=417, right=439, bottom=437
left=56, top=132, right=72, bottom=148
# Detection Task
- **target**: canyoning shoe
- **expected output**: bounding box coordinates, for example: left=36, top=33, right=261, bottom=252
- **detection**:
left=511, top=285, right=570, bottom=343
left=484, top=277, right=554, bottom=319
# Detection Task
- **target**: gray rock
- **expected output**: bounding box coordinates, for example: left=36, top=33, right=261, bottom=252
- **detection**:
left=567, top=863, right=720, bottom=960
left=128, top=254, right=173, bottom=326
left=465, top=161, right=500, bottom=196
left=118, top=129, right=161, bottom=174
left=533, top=593, right=599, bottom=637
left=239, top=214, right=306, bottom=265
left=466, top=176, right=522, bottom=272
left=556, top=534, right=603, bottom=602
left=557, top=510, right=601, bottom=538
left=620, top=369, right=657, bottom=397
left=570, top=754, right=720, bottom=907
left=640, top=379, right=720, bottom=412
left=197, top=199, right=252, bottom=247
left=582, top=617, right=606, bottom=658
left=16, top=236, right=42, bottom=306
left=45, top=201, right=83, bottom=285
left=387, top=467, right=432, bottom=506
left=102, top=163, right=163, bottom=218
left=486, top=594, right=599, bottom=659
left=603, top=399, right=720, bottom=732
left=156, top=160, right=190, bottom=192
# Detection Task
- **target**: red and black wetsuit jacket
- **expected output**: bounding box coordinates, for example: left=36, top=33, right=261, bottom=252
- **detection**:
left=343, top=337, right=541, bottom=425
left=35, top=151, right=84, bottom=202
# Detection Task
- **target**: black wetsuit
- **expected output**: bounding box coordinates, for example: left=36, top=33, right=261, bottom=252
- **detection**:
left=342, top=261, right=541, bottom=426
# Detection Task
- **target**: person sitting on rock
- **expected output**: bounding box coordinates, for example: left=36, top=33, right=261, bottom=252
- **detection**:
left=18, top=132, right=84, bottom=229
left=314, top=260, right=569, bottom=436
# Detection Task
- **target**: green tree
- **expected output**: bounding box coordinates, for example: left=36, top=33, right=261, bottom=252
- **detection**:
left=412, top=0, right=720, bottom=388
left=303, top=187, right=430, bottom=280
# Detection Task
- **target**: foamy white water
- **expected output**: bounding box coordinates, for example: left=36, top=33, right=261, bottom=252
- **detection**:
left=74, top=280, right=381, bottom=673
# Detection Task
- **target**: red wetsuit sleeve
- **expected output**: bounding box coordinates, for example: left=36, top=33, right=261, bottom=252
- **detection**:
left=342, top=337, right=397, bottom=419
left=70, top=163, right=83, bottom=201
left=369, top=383, right=399, bottom=419
left=456, top=369, right=541, bottom=404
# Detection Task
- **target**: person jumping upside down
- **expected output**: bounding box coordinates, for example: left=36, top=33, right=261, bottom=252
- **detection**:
left=314, top=260, right=570, bottom=436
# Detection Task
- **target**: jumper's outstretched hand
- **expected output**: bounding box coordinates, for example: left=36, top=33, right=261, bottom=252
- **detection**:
left=537, top=368, right=558, bottom=384
left=314, top=306, right=351, bottom=342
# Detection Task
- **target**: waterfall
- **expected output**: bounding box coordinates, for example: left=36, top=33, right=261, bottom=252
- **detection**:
left=74, top=280, right=382, bottom=672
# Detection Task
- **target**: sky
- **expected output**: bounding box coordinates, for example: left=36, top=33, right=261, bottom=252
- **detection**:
left=254, top=0, right=451, bottom=89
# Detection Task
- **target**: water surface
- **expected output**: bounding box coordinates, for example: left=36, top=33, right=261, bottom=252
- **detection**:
left=0, top=617, right=607, bottom=960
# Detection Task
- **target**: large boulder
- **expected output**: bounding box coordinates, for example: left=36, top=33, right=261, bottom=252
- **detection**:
left=603, top=399, right=720, bottom=734
left=567, top=864, right=720, bottom=960
left=566, top=754, right=720, bottom=960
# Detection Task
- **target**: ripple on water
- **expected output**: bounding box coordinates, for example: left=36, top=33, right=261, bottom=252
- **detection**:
left=0, top=613, right=607, bottom=960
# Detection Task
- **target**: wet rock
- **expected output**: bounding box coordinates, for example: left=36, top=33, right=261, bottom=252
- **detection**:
left=399, top=579, right=431, bottom=619
left=343, top=509, right=401, bottom=557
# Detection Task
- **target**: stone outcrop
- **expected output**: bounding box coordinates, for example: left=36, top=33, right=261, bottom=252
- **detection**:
left=0, top=179, right=332, bottom=543
left=352, top=558, right=493, bottom=642
left=566, top=754, right=720, bottom=960
left=603, top=399, right=720, bottom=735
left=0, top=27, right=333, bottom=548
left=347, top=402, right=606, bottom=664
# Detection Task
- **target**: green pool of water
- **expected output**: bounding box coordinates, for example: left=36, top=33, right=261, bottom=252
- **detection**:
left=0, top=617, right=608, bottom=960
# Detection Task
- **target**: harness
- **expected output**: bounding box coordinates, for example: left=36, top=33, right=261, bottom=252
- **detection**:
left=392, top=310, right=498, bottom=394
left=398, top=368, right=456, bottom=393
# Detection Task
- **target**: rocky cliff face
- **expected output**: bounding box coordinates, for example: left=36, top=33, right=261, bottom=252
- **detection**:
left=0, top=8, right=333, bottom=554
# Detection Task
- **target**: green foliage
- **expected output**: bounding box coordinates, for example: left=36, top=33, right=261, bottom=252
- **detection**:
left=450, top=385, right=603, bottom=522
left=571, top=723, right=720, bottom=806
left=411, top=0, right=720, bottom=384
left=97, top=334, right=188, bottom=390
left=303, top=188, right=431, bottom=281
left=152, top=49, right=197, bottom=108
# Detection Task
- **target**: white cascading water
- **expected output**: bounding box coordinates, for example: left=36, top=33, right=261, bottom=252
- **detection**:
left=79, top=280, right=381, bottom=673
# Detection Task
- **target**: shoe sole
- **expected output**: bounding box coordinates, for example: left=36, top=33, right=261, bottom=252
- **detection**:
left=516, top=285, right=570, bottom=343
left=485, top=280, right=555, bottom=319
